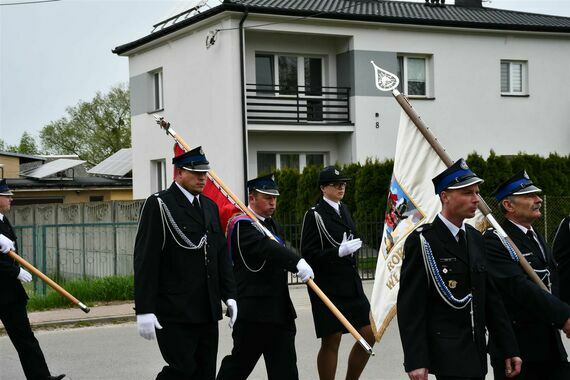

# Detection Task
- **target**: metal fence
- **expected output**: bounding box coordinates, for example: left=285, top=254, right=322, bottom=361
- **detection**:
left=8, top=195, right=570, bottom=293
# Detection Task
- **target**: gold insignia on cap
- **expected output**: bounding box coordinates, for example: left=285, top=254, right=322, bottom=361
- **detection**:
left=334, top=169, right=340, bottom=175
left=448, top=280, right=457, bottom=289
left=459, top=159, right=468, bottom=170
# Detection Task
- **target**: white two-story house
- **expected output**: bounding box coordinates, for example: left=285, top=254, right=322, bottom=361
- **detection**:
left=114, top=0, right=570, bottom=200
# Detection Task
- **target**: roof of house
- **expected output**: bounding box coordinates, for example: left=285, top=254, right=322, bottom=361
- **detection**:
left=0, top=151, right=45, bottom=164
left=7, top=176, right=132, bottom=190
left=114, top=0, right=570, bottom=55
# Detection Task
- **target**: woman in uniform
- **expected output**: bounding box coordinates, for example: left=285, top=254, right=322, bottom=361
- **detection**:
left=300, top=166, right=375, bottom=380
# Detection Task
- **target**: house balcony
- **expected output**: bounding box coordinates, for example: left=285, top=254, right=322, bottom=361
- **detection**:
left=246, top=84, right=353, bottom=132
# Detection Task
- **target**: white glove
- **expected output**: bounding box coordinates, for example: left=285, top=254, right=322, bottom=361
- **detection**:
left=296, top=258, right=314, bottom=283
left=17, top=268, right=32, bottom=282
left=338, top=232, right=362, bottom=258
left=0, top=234, right=15, bottom=254
left=226, top=298, right=238, bottom=329
left=136, top=313, right=162, bottom=340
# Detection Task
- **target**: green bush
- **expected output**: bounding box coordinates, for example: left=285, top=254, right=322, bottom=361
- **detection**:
left=273, top=152, right=569, bottom=226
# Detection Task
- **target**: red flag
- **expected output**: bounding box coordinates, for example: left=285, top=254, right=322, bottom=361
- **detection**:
left=173, top=144, right=241, bottom=233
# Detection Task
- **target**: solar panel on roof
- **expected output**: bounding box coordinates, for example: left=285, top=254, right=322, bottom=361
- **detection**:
left=87, top=148, right=132, bottom=178
left=20, top=159, right=86, bottom=179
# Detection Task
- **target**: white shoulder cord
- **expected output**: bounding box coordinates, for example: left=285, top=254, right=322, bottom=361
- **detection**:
left=419, top=232, right=475, bottom=341
left=156, top=197, right=207, bottom=250
left=313, top=211, right=341, bottom=247
left=236, top=221, right=266, bottom=272
left=137, top=196, right=167, bottom=250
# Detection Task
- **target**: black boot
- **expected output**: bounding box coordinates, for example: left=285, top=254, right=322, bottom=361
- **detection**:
left=47, top=375, right=66, bottom=380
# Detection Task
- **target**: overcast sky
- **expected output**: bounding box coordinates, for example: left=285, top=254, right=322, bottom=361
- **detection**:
left=1, top=0, right=569, bottom=146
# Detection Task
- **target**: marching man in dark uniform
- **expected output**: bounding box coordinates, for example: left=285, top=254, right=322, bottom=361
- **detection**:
left=397, top=159, right=522, bottom=380
left=217, top=174, right=314, bottom=380
left=134, top=147, right=237, bottom=380
left=553, top=215, right=570, bottom=304
left=484, top=171, right=570, bottom=380
left=0, top=179, right=66, bottom=380
left=300, top=166, right=375, bottom=380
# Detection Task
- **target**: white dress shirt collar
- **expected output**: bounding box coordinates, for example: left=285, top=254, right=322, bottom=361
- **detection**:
left=323, top=196, right=340, bottom=214
left=175, top=182, right=199, bottom=205
left=438, top=213, right=466, bottom=242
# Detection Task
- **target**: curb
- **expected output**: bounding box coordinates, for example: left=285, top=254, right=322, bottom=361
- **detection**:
left=0, top=315, right=136, bottom=335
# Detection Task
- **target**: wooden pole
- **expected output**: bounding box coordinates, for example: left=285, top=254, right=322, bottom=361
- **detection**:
left=391, top=90, right=548, bottom=292
left=156, top=118, right=374, bottom=355
left=8, top=250, right=90, bottom=312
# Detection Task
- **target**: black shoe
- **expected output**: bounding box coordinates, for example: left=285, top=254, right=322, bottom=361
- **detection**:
left=48, top=375, right=66, bottom=380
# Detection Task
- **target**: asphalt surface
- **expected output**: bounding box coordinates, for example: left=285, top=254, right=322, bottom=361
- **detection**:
left=1, top=281, right=570, bottom=379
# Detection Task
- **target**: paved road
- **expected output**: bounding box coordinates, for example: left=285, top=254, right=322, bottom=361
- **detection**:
left=1, top=281, right=408, bottom=380
left=2, top=281, right=569, bottom=379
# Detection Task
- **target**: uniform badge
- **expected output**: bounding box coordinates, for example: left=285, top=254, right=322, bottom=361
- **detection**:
left=334, top=169, right=340, bottom=175
left=199, top=148, right=204, bottom=155
left=448, top=280, right=457, bottom=289
left=523, top=170, right=529, bottom=179
left=459, top=159, right=468, bottom=170
left=442, top=268, right=448, bottom=274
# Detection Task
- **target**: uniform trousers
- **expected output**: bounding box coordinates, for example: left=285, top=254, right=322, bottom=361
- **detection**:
left=155, top=321, right=218, bottom=380
left=216, top=319, right=298, bottom=380
left=492, top=360, right=570, bottom=380
left=0, top=301, right=51, bottom=380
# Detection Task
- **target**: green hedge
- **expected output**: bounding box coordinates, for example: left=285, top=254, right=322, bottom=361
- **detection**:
left=272, top=152, right=570, bottom=225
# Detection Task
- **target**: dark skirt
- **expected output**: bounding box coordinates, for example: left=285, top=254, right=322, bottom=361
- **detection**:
left=308, top=288, right=371, bottom=338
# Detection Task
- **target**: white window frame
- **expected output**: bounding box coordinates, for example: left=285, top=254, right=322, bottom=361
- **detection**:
left=255, top=53, right=325, bottom=97
left=150, top=69, right=164, bottom=111
left=397, top=54, right=431, bottom=98
left=500, top=60, right=528, bottom=96
left=257, top=152, right=327, bottom=174
left=151, top=159, right=167, bottom=192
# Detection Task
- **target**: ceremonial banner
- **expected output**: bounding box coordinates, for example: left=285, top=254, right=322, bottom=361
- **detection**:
left=369, top=110, right=447, bottom=341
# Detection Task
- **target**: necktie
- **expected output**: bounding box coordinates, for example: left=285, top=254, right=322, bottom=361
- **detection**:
left=192, top=197, right=202, bottom=213
left=457, top=229, right=468, bottom=253
left=264, top=218, right=275, bottom=234
left=526, top=230, right=545, bottom=260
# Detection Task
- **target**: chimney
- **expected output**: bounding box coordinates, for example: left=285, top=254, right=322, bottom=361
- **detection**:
left=455, top=0, right=483, bottom=8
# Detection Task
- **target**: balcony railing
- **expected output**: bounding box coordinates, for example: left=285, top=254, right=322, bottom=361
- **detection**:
left=246, top=84, right=351, bottom=124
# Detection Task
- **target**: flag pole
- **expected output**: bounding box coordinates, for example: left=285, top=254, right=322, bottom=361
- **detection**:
left=370, top=61, right=548, bottom=292
left=8, top=251, right=90, bottom=312
left=153, top=116, right=375, bottom=355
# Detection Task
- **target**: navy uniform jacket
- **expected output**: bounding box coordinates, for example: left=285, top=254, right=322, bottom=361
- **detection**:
left=484, top=219, right=570, bottom=363
left=133, top=183, right=236, bottom=323
left=397, top=216, right=518, bottom=378
left=300, top=198, right=365, bottom=299
left=553, top=216, right=570, bottom=304
left=0, top=216, right=27, bottom=306
left=230, top=215, right=299, bottom=323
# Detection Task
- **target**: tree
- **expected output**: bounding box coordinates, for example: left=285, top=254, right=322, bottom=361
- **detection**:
left=0, top=133, right=40, bottom=155
left=40, top=84, right=130, bottom=167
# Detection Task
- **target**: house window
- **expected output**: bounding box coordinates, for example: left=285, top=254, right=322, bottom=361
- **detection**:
left=255, top=54, right=274, bottom=93
left=501, top=60, right=528, bottom=95
left=397, top=56, right=428, bottom=97
left=257, top=152, right=326, bottom=175
left=255, top=53, right=323, bottom=96
left=151, top=70, right=163, bottom=111
left=278, top=56, right=299, bottom=95
left=152, top=159, right=167, bottom=192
